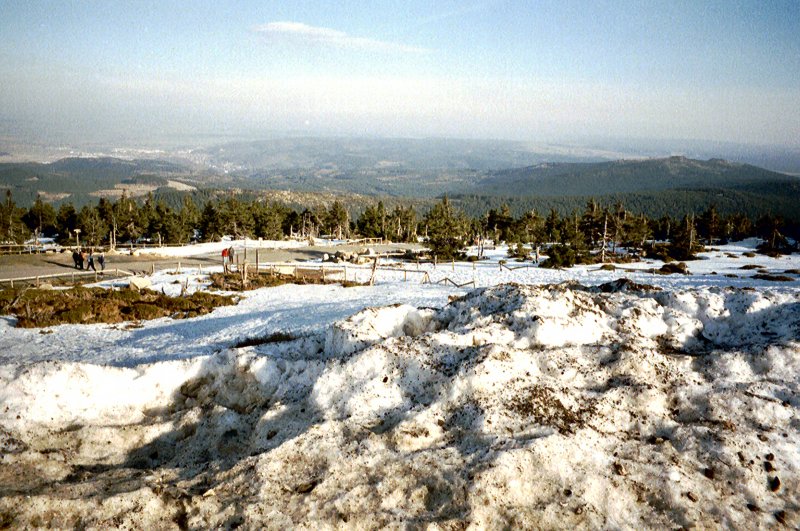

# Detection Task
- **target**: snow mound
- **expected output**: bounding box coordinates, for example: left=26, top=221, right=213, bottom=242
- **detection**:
left=324, top=304, right=437, bottom=357
left=1, top=282, right=798, bottom=528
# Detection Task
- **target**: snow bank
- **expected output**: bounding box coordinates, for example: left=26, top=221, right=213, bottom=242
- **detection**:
left=0, top=282, right=798, bottom=528
left=324, top=304, right=436, bottom=357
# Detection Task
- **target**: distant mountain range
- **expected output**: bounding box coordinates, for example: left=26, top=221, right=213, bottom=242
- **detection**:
left=473, top=156, right=796, bottom=196
left=1, top=152, right=798, bottom=221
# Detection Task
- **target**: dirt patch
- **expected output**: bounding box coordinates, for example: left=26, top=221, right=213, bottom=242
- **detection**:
left=507, top=384, right=595, bottom=435
left=209, top=272, right=365, bottom=292
left=0, top=287, right=235, bottom=328
left=655, top=262, right=689, bottom=275
left=752, top=273, right=795, bottom=282
left=233, top=331, right=297, bottom=348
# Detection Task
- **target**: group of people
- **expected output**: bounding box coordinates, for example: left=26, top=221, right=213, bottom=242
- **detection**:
left=221, top=245, right=236, bottom=273
left=71, top=249, right=105, bottom=271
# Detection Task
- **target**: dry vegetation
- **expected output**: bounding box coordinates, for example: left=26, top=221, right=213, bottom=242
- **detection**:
left=0, top=287, right=235, bottom=328
left=209, top=271, right=365, bottom=291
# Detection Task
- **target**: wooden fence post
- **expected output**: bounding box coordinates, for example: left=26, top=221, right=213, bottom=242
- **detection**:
left=369, top=257, right=378, bottom=286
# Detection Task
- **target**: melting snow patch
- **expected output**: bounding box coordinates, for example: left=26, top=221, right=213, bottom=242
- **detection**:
left=0, top=281, right=798, bottom=528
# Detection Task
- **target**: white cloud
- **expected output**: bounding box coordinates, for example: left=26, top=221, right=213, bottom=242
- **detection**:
left=252, top=21, right=431, bottom=54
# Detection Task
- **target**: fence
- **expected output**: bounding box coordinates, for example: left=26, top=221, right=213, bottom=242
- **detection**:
left=0, top=268, right=135, bottom=288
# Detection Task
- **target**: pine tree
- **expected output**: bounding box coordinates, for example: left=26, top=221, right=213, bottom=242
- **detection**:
left=55, top=203, right=78, bottom=245
left=669, top=214, right=701, bottom=260
left=356, top=204, right=382, bottom=238
left=198, top=201, right=220, bottom=242
left=388, top=205, right=416, bottom=242
left=0, top=190, right=25, bottom=243
left=77, top=205, right=109, bottom=246
left=326, top=201, right=350, bottom=239
left=579, top=198, right=602, bottom=249
left=424, top=197, right=467, bottom=259
left=22, top=194, right=57, bottom=239
left=178, top=196, right=200, bottom=243
left=253, top=202, right=286, bottom=240
left=697, top=204, right=720, bottom=245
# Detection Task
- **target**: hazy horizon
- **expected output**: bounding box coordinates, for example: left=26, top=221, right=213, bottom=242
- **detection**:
left=2, top=0, right=799, bottom=149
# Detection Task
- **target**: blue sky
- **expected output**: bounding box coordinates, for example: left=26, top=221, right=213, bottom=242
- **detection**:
left=1, top=0, right=799, bottom=146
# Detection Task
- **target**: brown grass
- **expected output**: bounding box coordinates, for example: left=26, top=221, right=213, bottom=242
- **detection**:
left=752, top=274, right=795, bottom=282
left=0, top=287, right=235, bottom=328
left=209, top=272, right=365, bottom=291
left=655, top=262, right=689, bottom=275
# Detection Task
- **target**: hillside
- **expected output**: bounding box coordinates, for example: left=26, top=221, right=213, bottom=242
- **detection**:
left=2, top=154, right=799, bottom=222
left=473, top=156, right=797, bottom=196
left=0, top=157, right=202, bottom=206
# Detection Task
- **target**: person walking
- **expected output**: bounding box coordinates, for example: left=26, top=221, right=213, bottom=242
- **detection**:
left=222, top=247, right=229, bottom=274
left=97, top=252, right=105, bottom=271
left=87, top=251, right=97, bottom=272
left=72, top=250, right=83, bottom=269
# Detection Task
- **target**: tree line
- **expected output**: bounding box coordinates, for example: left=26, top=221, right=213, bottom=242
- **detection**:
left=1, top=190, right=796, bottom=265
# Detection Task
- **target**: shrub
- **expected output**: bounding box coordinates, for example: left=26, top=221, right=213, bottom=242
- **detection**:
left=753, top=273, right=794, bottom=282
left=655, top=262, right=689, bottom=275
left=541, top=244, right=577, bottom=268
left=0, top=287, right=235, bottom=328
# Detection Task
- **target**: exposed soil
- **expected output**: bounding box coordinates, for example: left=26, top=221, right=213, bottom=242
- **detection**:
left=752, top=273, right=795, bottom=282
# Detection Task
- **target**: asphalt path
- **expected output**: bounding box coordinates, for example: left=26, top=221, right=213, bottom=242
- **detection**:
left=0, top=243, right=420, bottom=281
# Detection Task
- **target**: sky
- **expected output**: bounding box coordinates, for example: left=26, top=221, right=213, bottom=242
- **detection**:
left=1, top=0, right=799, bottom=147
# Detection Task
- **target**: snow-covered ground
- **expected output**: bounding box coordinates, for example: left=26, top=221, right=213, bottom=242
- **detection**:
left=0, top=240, right=798, bottom=528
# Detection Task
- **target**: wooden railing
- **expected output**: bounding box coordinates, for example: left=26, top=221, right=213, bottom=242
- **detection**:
left=0, top=268, right=135, bottom=288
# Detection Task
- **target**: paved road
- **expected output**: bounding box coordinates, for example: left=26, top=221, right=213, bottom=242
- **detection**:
left=0, top=243, right=420, bottom=281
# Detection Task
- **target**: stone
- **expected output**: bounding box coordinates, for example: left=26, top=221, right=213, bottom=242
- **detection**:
left=128, top=277, right=152, bottom=291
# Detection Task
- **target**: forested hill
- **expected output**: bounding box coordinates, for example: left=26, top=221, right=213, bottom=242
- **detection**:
left=473, top=156, right=797, bottom=196
left=0, top=157, right=201, bottom=206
